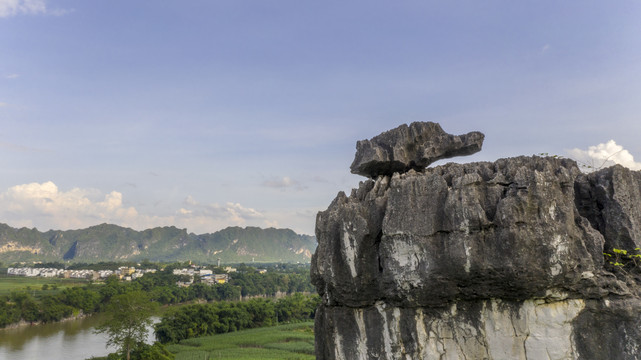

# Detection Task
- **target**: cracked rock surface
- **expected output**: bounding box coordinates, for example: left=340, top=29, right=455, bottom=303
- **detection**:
left=312, top=153, right=641, bottom=359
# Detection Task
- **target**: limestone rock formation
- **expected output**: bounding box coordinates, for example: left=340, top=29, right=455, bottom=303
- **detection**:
left=350, top=122, right=484, bottom=178
left=312, top=123, right=641, bottom=359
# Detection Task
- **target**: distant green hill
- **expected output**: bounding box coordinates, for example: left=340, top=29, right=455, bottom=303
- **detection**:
left=0, top=223, right=316, bottom=264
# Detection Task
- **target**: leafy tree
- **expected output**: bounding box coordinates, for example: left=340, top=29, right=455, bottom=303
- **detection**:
left=155, top=304, right=220, bottom=343
left=0, top=296, right=20, bottom=327
left=242, top=297, right=275, bottom=327
left=95, top=291, right=158, bottom=360
left=62, top=287, right=100, bottom=313
left=11, top=292, right=39, bottom=323
left=150, top=286, right=177, bottom=304
left=98, top=275, right=126, bottom=305
left=39, top=295, right=74, bottom=323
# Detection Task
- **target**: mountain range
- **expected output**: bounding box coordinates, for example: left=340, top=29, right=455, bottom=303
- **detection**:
left=0, top=223, right=316, bottom=264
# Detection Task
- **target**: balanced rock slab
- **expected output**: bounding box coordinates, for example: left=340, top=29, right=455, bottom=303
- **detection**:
left=349, top=122, right=484, bottom=178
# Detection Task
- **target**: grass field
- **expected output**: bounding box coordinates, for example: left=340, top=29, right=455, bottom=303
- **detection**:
left=166, top=322, right=315, bottom=360
left=0, top=275, right=89, bottom=297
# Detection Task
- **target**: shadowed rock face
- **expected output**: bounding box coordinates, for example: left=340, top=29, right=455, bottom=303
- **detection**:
left=350, top=122, right=484, bottom=178
left=575, top=165, right=641, bottom=252
left=313, top=124, right=641, bottom=359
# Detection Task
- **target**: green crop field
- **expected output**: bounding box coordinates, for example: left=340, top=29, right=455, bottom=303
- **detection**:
left=0, top=275, right=89, bottom=297
left=166, top=322, right=315, bottom=360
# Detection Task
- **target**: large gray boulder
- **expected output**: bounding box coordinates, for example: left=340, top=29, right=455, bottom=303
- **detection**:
left=312, top=125, right=641, bottom=359
left=349, top=122, right=484, bottom=178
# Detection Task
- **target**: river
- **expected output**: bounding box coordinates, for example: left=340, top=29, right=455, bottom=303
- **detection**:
left=0, top=315, right=157, bottom=360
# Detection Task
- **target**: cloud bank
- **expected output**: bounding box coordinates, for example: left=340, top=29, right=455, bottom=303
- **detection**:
left=0, top=0, right=46, bottom=17
left=0, top=181, right=273, bottom=234
left=0, top=0, right=70, bottom=17
left=568, top=140, right=641, bottom=171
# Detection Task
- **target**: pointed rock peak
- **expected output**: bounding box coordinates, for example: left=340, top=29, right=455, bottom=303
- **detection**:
left=350, top=122, right=485, bottom=178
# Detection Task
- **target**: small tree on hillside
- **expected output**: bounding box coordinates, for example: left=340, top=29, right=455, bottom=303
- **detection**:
left=95, top=291, right=158, bottom=360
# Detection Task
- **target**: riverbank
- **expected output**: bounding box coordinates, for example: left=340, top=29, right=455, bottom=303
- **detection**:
left=0, top=311, right=87, bottom=330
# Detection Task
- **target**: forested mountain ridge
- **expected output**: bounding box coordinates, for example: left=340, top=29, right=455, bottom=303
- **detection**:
left=0, top=223, right=316, bottom=263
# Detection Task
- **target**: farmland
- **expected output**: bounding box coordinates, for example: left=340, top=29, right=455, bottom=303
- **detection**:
left=0, top=274, right=89, bottom=297
left=166, top=322, right=315, bottom=360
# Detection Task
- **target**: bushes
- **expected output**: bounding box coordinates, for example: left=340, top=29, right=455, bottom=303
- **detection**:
left=88, top=342, right=174, bottom=360
left=155, top=294, right=320, bottom=344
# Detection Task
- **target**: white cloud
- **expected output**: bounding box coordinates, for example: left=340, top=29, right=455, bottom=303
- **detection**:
left=0, top=181, right=138, bottom=230
left=0, top=0, right=46, bottom=17
left=5, top=74, right=19, bottom=79
left=173, top=197, right=266, bottom=233
left=0, top=0, right=70, bottom=17
left=262, top=176, right=306, bottom=190
left=0, top=181, right=276, bottom=234
left=568, top=140, right=641, bottom=171
left=541, top=44, right=550, bottom=54
left=0, top=102, right=7, bottom=107
left=258, top=208, right=319, bottom=236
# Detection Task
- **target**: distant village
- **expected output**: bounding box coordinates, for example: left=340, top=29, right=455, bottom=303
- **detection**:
left=4, top=264, right=250, bottom=286
left=171, top=267, right=234, bottom=286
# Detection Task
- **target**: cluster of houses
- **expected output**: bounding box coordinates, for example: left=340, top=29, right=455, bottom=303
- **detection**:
left=6, top=264, right=253, bottom=287
left=172, top=267, right=230, bottom=287
left=6, top=266, right=156, bottom=281
left=7, top=267, right=64, bottom=278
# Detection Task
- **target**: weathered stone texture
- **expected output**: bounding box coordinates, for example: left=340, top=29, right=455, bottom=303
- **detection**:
left=312, top=153, right=641, bottom=359
left=316, top=298, right=641, bottom=360
left=349, top=122, right=484, bottom=178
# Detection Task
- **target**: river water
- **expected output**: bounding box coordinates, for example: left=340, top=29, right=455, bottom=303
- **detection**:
left=0, top=315, right=157, bottom=360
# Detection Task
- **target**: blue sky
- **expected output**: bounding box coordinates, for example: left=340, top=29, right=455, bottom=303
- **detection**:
left=1, top=1, right=640, bottom=235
